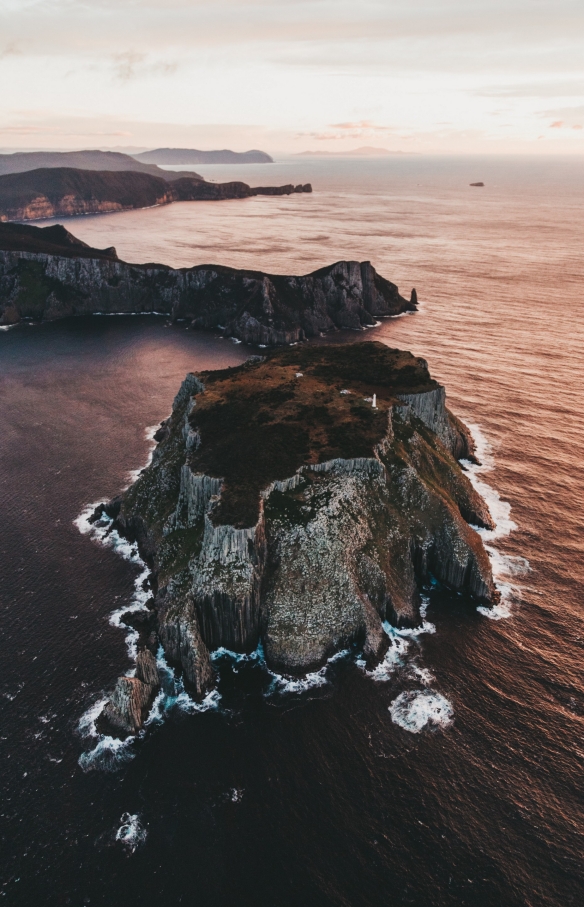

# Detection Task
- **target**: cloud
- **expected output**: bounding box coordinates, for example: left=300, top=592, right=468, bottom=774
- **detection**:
left=1, top=1, right=584, bottom=154
left=0, top=41, right=20, bottom=59
left=111, top=50, right=179, bottom=81
left=541, top=105, right=584, bottom=129
left=0, top=123, right=132, bottom=136
left=329, top=120, right=392, bottom=132
left=476, top=79, right=584, bottom=99
left=549, top=119, right=583, bottom=130
left=112, top=51, right=146, bottom=81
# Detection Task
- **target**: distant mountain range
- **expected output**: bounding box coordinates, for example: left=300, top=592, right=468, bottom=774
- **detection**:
left=0, top=150, right=202, bottom=182
left=132, top=148, right=273, bottom=165
left=0, top=167, right=311, bottom=222
left=294, top=146, right=411, bottom=157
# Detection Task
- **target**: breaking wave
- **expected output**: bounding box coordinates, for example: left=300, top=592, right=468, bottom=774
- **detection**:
left=115, top=813, right=148, bottom=852
left=389, top=689, right=454, bottom=733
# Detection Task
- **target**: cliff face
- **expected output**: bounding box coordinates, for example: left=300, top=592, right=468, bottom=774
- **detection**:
left=0, top=168, right=311, bottom=223
left=0, top=224, right=416, bottom=342
left=93, top=343, right=497, bottom=732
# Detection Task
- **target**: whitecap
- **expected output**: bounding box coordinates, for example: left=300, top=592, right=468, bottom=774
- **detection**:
left=115, top=813, right=147, bottom=852
left=389, top=689, right=454, bottom=733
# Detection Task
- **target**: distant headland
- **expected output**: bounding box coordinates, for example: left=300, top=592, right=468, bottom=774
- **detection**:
left=0, top=149, right=202, bottom=181
left=0, top=166, right=311, bottom=223
left=131, top=148, right=273, bottom=165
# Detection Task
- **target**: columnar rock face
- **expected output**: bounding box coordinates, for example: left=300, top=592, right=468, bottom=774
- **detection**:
left=0, top=223, right=416, bottom=343
left=95, top=342, right=497, bottom=725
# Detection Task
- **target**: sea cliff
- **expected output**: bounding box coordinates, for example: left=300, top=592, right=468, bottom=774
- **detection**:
left=90, top=342, right=497, bottom=734
left=0, top=223, right=416, bottom=343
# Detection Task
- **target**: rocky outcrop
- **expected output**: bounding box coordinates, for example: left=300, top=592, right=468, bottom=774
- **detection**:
left=94, top=342, right=497, bottom=717
left=0, top=223, right=416, bottom=340
left=101, top=648, right=160, bottom=734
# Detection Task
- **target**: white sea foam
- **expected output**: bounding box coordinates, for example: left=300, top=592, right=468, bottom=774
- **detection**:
left=174, top=688, right=222, bottom=714
left=357, top=603, right=436, bottom=683
left=389, top=689, right=454, bottom=733
left=461, top=422, right=529, bottom=618
left=93, top=311, right=167, bottom=317
left=78, top=734, right=136, bottom=773
left=409, top=665, right=435, bottom=685
left=268, top=666, right=329, bottom=694
left=115, top=813, right=147, bottom=852
left=266, top=648, right=350, bottom=696
left=125, top=423, right=160, bottom=487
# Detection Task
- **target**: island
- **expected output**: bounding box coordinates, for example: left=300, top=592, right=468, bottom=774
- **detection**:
left=89, top=342, right=498, bottom=734
left=132, top=148, right=274, bottom=165
left=0, top=222, right=415, bottom=343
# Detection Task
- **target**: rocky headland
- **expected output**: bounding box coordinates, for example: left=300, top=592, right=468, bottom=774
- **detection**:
left=0, top=167, right=312, bottom=223
left=90, top=342, right=497, bottom=734
left=0, top=222, right=415, bottom=343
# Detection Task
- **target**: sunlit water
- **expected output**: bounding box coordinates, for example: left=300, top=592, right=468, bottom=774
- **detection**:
left=1, top=156, right=583, bottom=906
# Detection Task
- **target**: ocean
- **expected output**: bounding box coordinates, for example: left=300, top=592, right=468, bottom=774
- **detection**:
left=1, top=155, right=583, bottom=906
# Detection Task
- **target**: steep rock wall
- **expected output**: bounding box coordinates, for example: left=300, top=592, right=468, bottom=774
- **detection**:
left=0, top=250, right=415, bottom=343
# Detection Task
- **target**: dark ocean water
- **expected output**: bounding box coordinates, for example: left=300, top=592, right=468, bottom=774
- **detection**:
left=1, top=156, right=583, bottom=906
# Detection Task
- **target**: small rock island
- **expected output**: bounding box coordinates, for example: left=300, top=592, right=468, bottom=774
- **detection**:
left=91, top=342, right=497, bottom=734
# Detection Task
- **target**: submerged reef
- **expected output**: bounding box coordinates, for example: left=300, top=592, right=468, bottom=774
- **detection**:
left=91, top=341, right=497, bottom=733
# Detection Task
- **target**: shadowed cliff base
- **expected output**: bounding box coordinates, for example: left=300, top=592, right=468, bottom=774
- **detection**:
left=0, top=222, right=415, bottom=343
left=88, top=342, right=498, bottom=733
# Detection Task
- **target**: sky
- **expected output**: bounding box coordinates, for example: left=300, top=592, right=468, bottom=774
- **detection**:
left=0, top=0, right=583, bottom=154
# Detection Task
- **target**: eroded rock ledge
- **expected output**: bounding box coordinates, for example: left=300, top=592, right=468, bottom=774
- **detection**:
left=92, top=342, right=497, bottom=733
left=0, top=222, right=416, bottom=343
